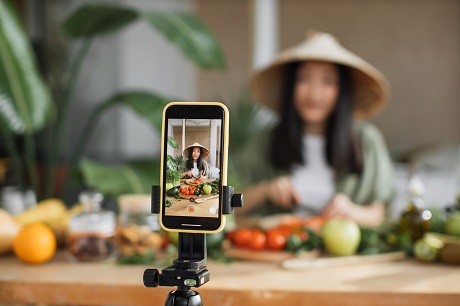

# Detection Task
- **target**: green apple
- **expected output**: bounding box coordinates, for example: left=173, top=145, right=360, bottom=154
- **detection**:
left=203, top=184, right=212, bottom=195
left=165, top=183, right=173, bottom=191
left=166, top=231, right=179, bottom=246
left=322, top=219, right=361, bottom=256
left=414, top=239, right=438, bottom=261
left=444, top=212, right=460, bottom=237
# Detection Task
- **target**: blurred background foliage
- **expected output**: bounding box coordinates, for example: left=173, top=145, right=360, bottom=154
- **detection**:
left=0, top=1, right=228, bottom=202
left=1, top=0, right=459, bottom=218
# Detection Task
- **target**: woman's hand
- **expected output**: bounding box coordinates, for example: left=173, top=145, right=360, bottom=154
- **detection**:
left=322, top=193, right=356, bottom=219
left=266, top=176, right=301, bottom=208
left=322, top=194, right=385, bottom=227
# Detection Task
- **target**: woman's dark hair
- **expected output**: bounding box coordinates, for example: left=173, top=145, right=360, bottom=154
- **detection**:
left=186, top=146, right=203, bottom=170
left=270, top=62, right=362, bottom=176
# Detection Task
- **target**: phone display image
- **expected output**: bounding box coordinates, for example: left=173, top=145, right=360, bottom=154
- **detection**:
left=147, top=102, right=241, bottom=304
left=164, top=118, right=222, bottom=218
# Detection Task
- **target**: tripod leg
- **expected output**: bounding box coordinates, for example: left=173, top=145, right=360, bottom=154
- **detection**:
left=165, top=289, right=203, bottom=306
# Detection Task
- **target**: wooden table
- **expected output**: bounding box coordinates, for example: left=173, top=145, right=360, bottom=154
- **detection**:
left=0, top=251, right=459, bottom=306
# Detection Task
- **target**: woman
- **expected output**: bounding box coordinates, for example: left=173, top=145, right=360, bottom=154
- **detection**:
left=182, top=142, right=210, bottom=179
left=241, top=31, right=394, bottom=227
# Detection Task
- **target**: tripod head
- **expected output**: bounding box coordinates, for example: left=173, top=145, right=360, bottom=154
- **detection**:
left=144, top=185, right=243, bottom=306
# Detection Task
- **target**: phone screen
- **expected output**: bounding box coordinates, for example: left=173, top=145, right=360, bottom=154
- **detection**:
left=161, top=103, right=228, bottom=232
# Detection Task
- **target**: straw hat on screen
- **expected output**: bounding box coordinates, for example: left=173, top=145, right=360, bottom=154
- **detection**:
left=183, top=142, right=209, bottom=159
left=251, top=30, right=390, bottom=118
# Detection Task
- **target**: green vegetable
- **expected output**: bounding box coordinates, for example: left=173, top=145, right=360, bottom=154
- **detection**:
left=197, top=179, right=220, bottom=194
left=117, top=250, right=155, bottom=265
left=358, top=224, right=406, bottom=255
left=165, top=199, right=173, bottom=207
left=206, top=231, right=225, bottom=250
left=206, top=231, right=232, bottom=263
left=414, top=239, right=438, bottom=261
left=285, top=228, right=322, bottom=254
left=166, top=169, right=181, bottom=185
left=166, top=187, right=178, bottom=196
left=286, top=234, right=303, bottom=253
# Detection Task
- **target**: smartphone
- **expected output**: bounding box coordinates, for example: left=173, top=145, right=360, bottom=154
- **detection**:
left=159, top=102, right=229, bottom=233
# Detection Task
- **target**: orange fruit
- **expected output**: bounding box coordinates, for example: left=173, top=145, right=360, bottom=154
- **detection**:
left=13, top=223, right=57, bottom=264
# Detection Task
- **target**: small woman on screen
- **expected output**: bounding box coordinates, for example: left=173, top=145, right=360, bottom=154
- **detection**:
left=182, top=143, right=210, bottom=179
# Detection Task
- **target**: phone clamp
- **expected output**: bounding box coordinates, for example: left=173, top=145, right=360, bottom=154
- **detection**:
left=144, top=185, right=243, bottom=306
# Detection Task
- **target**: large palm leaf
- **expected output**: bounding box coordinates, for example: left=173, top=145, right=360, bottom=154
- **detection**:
left=62, top=4, right=225, bottom=69
left=0, top=0, right=53, bottom=134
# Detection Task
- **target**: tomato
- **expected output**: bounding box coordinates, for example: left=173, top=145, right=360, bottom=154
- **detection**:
left=265, top=229, right=286, bottom=251
left=302, top=216, right=326, bottom=232
left=248, top=229, right=266, bottom=251
left=229, top=229, right=252, bottom=248
left=161, top=233, right=170, bottom=249
left=277, top=224, right=298, bottom=238
left=183, top=190, right=189, bottom=195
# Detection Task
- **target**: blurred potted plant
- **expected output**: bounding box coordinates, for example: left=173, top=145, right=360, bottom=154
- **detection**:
left=0, top=1, right=225, bottom=201
left=0, top=0, right=54, bottom=207
left=165, top=137, right=186, bottom=188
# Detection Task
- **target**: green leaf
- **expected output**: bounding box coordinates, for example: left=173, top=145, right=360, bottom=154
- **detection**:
left=166, top=155, right=177, bottom=171
left=80, top=158, right=160, bottom=197
left=167, top=136, right=179, bottom=149
left=0, top=0, right=53, bottom=134
left=101, top=91, right=170, bottom=131
left=229, top=95, right=278, bottom=154
left=141, top=11, right=226, bottom=69
left=0, top=92, right=24, bottom=133
left=62, top=4, right=139, bottom=38
left=62, top=4, right=225, bottom=68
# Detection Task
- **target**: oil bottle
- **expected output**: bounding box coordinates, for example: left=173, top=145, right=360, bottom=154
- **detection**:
left=398, top=175, right=432, bottom=243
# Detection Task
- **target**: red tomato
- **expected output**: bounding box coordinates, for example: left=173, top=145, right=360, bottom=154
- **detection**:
left=183, top=190, right=189, bottom=195
left=161, top=233, right=170, bottom=249
left=265, top=229, right=286, bottom=251
left=248, top=229, right=266, bottom=251
left=277, top=224, right=297, bottom=238
left=229, top=229, right=253, bottom=248
left=302, top=216, right=326, bottom=232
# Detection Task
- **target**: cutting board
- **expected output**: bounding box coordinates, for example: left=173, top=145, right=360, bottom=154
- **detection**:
left=224, top=246, right=320, bottom=262
left=281, top=251, right=406, bottom=270
left=224, top=245, right=405, bottom=269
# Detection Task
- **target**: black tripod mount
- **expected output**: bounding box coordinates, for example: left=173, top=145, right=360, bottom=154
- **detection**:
left=143, top=185, right=243, bottom=306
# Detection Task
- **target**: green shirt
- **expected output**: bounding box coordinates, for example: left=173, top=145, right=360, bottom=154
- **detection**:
left=234, top=120, right=395, bottom=215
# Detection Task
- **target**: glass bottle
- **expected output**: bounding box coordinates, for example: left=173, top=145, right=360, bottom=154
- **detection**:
left=117, top=194, right=162, bottom=261
left=67, top=191, right=117, bottom=261
left=398, top=175, right=432, bottom=243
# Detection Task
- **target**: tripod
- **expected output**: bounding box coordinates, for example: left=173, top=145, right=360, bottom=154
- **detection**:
left=144, top=186, right=243, bottom=306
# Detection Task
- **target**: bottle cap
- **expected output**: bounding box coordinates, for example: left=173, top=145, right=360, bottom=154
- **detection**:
left=408, top=175, right=425, bottom=197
